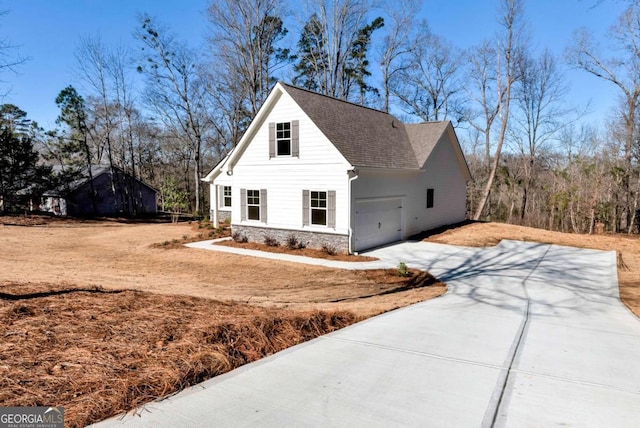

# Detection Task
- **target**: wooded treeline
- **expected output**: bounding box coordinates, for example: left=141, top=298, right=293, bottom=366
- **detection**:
left=2, top=0, right=639, bottom=233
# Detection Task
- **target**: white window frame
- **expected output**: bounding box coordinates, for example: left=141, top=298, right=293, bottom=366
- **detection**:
left=221, top=186, right=232, bottom=208
left=310, top=190, right=328, bottom=226
left=247, top=189, right=260, bottom=221
left=276, top=122, right=291, bottom=156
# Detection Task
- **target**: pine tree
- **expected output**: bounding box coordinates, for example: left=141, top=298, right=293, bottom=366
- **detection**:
left=0, top=107, right=51, bottom=213
left=293, top=14, right=326, bottom=92
left=55, top=86, right=98, bottom=214
left=345, top=17, right=384, bottom=103
left=293, top=10, right=383, bottom=104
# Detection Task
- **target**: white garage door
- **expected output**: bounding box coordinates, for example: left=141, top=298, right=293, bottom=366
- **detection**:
left=354, top=198, right=403, bottom=252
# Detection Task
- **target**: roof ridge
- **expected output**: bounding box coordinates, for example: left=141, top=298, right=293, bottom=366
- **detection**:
left=279, top=81, right=401, bottom=120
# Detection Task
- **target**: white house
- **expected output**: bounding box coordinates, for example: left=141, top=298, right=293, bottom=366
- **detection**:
left=203, top=82, right=471, bottom=253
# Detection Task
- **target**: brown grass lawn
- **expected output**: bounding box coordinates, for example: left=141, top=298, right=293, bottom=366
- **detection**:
left=0, top=217, right=444, bottom=427
left=423, top=221, right=640, bottom=318
left=5, top=217, right=634, bottom=427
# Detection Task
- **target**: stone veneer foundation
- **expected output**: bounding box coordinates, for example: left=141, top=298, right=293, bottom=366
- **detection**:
left=232, top=224, right=350, bottom=253
left=212, top=210, right=231, bottom=224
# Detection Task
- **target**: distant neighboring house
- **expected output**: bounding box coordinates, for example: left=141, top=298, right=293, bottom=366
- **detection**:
left=203, top=82, right=471, bottom=253
left=42, top=165, right=158, bottom=217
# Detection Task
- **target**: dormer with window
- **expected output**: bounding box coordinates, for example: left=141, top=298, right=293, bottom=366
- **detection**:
left=269, top=120, right=299, bottom=158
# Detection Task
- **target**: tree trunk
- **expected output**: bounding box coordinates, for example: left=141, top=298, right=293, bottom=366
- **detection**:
left=83, top=135, right=98, bottom=216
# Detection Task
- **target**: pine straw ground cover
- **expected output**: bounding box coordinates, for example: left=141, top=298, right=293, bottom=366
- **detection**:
left=0, top=282, right=361, bottom=427
left=215, top=239, right=377, bottom=261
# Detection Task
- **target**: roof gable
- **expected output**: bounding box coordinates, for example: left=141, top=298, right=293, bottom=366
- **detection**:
left=280, top=83, right=419, bottom=169
left=404, top=122, right=449, bottom=167
left=207, top=82, right=469, bottom=179
left=406, top=121, right=471, bottom=180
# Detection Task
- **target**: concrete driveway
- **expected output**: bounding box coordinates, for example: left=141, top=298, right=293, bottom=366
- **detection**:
left=93, top=240, right=640, bottom=427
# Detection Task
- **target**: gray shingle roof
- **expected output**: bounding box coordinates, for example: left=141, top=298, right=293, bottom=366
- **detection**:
left=44, top=165, right=157, bottom=196
left=281, top=83, right=448, bottom=169
left=405, top=121, right=450, bottom=166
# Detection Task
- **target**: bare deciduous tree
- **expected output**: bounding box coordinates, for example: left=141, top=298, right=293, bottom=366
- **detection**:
left=377, top=0, right=424, bottom=112
left=567, top=3, right=640, bottom=232
left=466, top=41, right=501, bottom=171
left=392, top=34, right=466, bottom=123
left=510, top=50, right=571, bottom=221
left=472, top=0, right=526, bottom=221
left=136, top=14, right=211, bottom=214
left=206, top=0, right=291, bottom=116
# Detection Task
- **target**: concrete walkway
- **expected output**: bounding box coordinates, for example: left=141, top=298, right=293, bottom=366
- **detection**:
left=184, top=238, right=396, bottom=270
left=93, top=240, right=640, bottom=427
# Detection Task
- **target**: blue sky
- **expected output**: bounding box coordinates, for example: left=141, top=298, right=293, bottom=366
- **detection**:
left=0, top=0, right=629, bottom=131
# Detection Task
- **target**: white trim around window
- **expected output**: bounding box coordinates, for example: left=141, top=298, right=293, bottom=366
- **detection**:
left=220, top=185, right=232, bottom=209
left=310, top=190, right=328, bottom=226
left=302, top=189, right=335, bottom=228
left=276, top=122, right=291, bottom=156
left=246, top=189, right=261, bottom=221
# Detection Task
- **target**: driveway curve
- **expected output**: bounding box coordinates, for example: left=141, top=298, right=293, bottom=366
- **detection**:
left=94, top=240, right=640, bottom=427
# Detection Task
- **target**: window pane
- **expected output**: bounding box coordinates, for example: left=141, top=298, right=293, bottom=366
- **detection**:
left=248, top=206, right=260, bottom=220
left=276, top=122, right=290, bottom=139
left=311, top=208, right=326, bottom=225
left=247, top=190, right=260, bottom=206
left=223, top=186, right=231, bottom=207
left=310, top=191, right=326, bottom=208
left=277, top=140, right=291, bottom=155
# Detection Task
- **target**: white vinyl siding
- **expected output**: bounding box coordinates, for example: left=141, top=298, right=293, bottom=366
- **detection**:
left=231, top=90, right=350, bottom=234
left=352, top=135, right=467, bottom=239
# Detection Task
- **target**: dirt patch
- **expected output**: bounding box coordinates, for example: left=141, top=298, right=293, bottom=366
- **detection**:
left=216, top=239, right=377, bottom=262
left=0, top=282, right=359, bottom=427
left=0, top=214, right=174, bottom=227
left=424, top=221, right=640, bottom=318
left=0, top=220, right=445, bottom=317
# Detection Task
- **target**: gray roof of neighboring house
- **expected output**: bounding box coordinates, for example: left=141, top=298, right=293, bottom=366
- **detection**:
left=280, top=82, right=451, bottom=169
left=44, top=165, right=157, bottom=196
